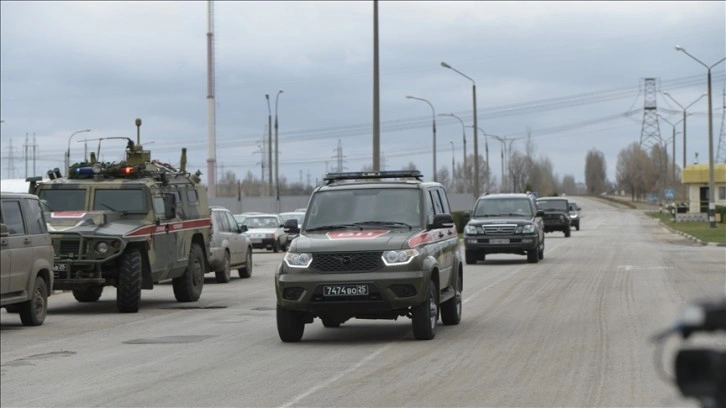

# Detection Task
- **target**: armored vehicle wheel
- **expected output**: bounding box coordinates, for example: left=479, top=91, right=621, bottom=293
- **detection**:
left=173, top=243, right=205, bottom=302
left=412, top=280, right=437, bottom=340
left=215, top=252, right=232, bottom=283
left=527, top=249, right=540, bottom=263
left=19, top=277, right=48, bottom=326
left=238, top=249, right=253, bottom=279
left=441, top=274, right=462, bottom=326
left=72, top=286, right=104, bottom=302
left=117, top=249, right=142, bottom=313
left=277, top=304, right=305, bottom=342
left=564, top=227, right=571, bottom=238
left=321, top=317, right=341, bottom=328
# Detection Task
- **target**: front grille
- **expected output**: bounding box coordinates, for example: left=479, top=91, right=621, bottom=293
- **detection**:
left=59, top=240, right=81, bottom=257
left=310, top=252, right=384, bottom=273
left=482, top=225, right=516, bottom=235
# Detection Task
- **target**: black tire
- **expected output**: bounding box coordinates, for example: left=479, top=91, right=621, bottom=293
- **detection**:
left=321, top=317, right=341, bottom=328
left=576, top=223, right=580, bottom=231
left=117, top=248, right=142, bottom=313
left=564, top=227, right=571, bottom=238
left=173, top=243, right=205, bottom=302
left=411, top=280, right=437, bottom=340
left=272, top=239, right=280, bottom=253
left=238, top=248, right=253, bottom=279
left=215, top=251, right=232, bottom=283
left=277, top=304, right=305, bottom=342
left=72, top=286, right=104, bottom=302
left=527, top=248, right=539, bottom=263
left=538, top=240, right=545, bottom=260
left=441, top=274, right=462, bottom=326
left=465, top=250, right=477, bottom=265
left=19, top=277, right=48, bottom=326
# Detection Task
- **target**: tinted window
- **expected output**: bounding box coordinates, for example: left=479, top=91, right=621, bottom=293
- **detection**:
left=474, top=198, right=534, bottom=217
left=305, top=188, right=422, bottom=229
left=430, top=190, right=444, bottom=214
left=537, top=199, right=568, bottom=211
left=38, top=189, right=86, bottom=211
left=24, top=198, right=47, bottom=234
left=1, top=200, right=26, bottom=235
left=186, top=188, right=198, bottom=203
left=214, top=211, right=230, bottom=232
left=94, top=189, right=147, bottom=213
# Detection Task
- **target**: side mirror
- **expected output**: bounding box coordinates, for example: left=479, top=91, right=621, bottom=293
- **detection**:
left=578, top=207, right=582, bottom=211
left=239, top=224, right=248, bottom=233
left=0, top=224, right=8, bottom=237
left=428, top=213, right=454, bottom=230
left=536, top=210, right=545, bottom=217
left=163, top=193, right=176, bottom=219
left=462, top=211, right=471, bottom=223
left=284, top=218, right=300, bottom=234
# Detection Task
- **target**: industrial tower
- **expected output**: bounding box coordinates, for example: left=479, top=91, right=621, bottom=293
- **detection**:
left=639, top=78, right=662, bottom=150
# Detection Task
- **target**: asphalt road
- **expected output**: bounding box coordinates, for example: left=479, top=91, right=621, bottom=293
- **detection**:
left=2, top=196, right=724, bottom=408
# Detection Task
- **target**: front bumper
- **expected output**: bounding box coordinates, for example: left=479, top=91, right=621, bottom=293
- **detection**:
left=464, top=234, right=539, bottom=254
left=276, top=268, right=428, bottom=318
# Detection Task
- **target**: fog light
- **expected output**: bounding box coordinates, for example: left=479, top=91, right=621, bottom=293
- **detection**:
left=283, top=287, right=305, bottom=301
left=95, top=242, right=109, bottom=254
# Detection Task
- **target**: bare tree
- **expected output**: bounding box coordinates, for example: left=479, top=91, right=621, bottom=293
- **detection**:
left=616, top=142, right=657, bottom=200
left=561, top=174, right=577, bottom=196
left=584, top=148, right=608, bottom=194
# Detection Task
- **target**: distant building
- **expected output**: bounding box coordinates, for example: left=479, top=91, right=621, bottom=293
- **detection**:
left=681, top=163, right=726, bottom=213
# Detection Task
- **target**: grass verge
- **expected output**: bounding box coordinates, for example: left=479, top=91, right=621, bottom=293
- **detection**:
left=646, top=212, right=726, bottom=244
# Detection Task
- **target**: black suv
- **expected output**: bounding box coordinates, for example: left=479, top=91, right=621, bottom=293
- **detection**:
left=276, top=171, right=462, bottom=342
left=535, top=197, right=572, bottom=237
left=463, top=193, right=545, bottom=264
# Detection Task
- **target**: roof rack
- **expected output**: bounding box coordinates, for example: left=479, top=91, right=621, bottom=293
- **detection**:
left=324, top=170, right=423, bottom=185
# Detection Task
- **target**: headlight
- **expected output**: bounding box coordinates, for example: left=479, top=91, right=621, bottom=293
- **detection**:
left=284, top=252, right=313, bottom=268
left=464, top=225, right=478, bottom=235
left=95, top=242, right=109, bottom=254
left=521, top=224, right=536, bottom=234
left=382, top=249, right=419, bottom=266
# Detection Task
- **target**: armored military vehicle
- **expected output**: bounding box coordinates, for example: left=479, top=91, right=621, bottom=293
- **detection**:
left=29, top=119, right=212, bottom=313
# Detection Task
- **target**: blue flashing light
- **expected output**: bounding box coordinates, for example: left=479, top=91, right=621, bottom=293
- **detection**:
left=76, top=167, right=94, bottom=175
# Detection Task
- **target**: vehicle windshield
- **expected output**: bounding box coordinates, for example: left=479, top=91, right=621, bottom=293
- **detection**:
left=38, top=189, right=87, bottom=211
left=280, top=213, right=305, bottom=225
left=93, top=189, right=147, bottom=214
left=243, top=216, right=280, bottom=229
left=305, top=188, right=422, bottom=230
left=473, top=198, right=532, bottom=218
left=537, top=200, right=569, bottom=211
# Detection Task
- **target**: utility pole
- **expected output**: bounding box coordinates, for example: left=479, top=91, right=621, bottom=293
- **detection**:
left=24, top=133, right=29, bottom=178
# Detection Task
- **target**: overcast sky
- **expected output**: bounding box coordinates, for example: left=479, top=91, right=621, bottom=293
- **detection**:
left=1, top=1, right=724, bottom=188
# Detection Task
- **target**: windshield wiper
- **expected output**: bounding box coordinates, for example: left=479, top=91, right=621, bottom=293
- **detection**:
left=354, top=221, right=412, bottom=230
left=306, top=224, right=363, bottom=232
left=99, top=203, right=128, bottom=216
left=494, top=213, right=529, bottom=217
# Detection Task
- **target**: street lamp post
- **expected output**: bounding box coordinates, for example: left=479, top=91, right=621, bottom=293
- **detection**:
left=439, top=113, right=467, bottom=191
left=663, top=91, right=707, bottom=200
left=467, top=125, right=490, bottom=192
left=405, top=95, right=437, bottom=182
left=66, top=129, right=91, bottom=173
left=449, top=141, right=455, bottom=181
left=274, top=90, right=283, bottom=212
left=442, top=62, right=479, bottom=197
left=658, top=114, right=687, bottom=190
left=265, top=94, right=272, bottom=196
left=674, top=45, right=726, bottom=227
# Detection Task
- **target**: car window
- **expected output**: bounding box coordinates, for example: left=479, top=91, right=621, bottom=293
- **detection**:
left=224, top=212, right=238, bottom=232
left=94, top=189, right=147, bottom=213
left=537, top=200, right=568, bottom=211
left=214, top=211, right=230, bottom=232
left=38, top=188, right=86, bottom=211
left=306, top=188, right=422, bottom=228
left=24, top=198, right=48, bottom=234
left=1, top=200, right=26, bottom=235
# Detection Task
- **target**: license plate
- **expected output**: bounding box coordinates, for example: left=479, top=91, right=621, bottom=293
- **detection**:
left=323, top=284, right=369, bottom=297
left=250, top=238, right=262, bottom=244
left=490, top=239, right=510, bottom=244
left=52, top=264, right=67, bottom=272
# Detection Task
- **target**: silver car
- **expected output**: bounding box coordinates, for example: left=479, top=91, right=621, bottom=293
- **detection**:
left=241, top=214, right=289, bottom=252
left=1, top=192, right=54, bottom=326
left=209, top=207, right=253, bottom=282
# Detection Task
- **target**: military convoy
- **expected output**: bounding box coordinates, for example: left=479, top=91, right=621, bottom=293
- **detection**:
left=28, top=119, right=212, bottom=313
